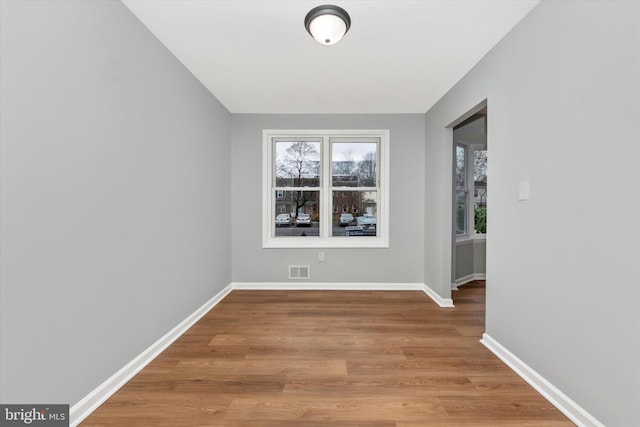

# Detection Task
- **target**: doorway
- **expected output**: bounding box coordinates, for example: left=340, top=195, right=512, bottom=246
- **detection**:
left=451, top=107, right=487, bottom=293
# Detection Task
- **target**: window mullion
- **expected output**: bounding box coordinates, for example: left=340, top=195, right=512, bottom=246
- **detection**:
left=322, top=136, right=331, bottom=238
left=331, top=187, right=378, bottom=191
left=275, top=187, right=319, bottom=191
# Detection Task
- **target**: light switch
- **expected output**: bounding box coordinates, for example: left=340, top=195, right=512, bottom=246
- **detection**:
left=319, top=252, right=325, bottom=262
left=518, top=180, right=530, bottom=201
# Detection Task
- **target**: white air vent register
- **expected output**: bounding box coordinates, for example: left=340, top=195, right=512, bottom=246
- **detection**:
left=288, top=265, right=310, bottom=280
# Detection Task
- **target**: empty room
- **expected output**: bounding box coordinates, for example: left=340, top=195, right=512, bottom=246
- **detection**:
left=1, top=1, right=638, bottom=426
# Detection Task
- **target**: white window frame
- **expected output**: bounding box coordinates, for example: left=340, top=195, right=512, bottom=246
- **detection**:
left=263, top=129, right=390, bottom=248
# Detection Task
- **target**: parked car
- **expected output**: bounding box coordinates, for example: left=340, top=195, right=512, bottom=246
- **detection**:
left=345, top=215, right=377, bottom=236
left=275, top=213, right=292, bottom=227
left=296, top=213, right=311, bottom=227
left=339, top=213, right=355, bottom=226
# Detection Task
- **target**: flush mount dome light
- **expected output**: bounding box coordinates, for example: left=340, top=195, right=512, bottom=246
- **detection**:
left=304, top=4, right=351, bottom=45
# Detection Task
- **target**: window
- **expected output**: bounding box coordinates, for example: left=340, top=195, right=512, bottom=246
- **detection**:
left=473, top=150, right=488, bottom=234
left=263, top=130, right=389, bottom=248
left=455, top=145, right=467, bottom=236
left=456, top=144, right=487, bottom=238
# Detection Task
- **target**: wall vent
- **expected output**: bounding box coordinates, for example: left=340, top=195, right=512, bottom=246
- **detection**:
left=288, top=265, right=310, bottom=280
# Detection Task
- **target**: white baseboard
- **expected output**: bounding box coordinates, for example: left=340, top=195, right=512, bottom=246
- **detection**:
left=421, top=283, right=454, bottom=307
left=231, top=281, right=422, bottom=291
left=480, top=333, right=604, bottom=427
left=452, top=273, right=486, bottom=290
left=231, top=282, right=455, bottom=308
left=69, top=284, right=233, bottom=426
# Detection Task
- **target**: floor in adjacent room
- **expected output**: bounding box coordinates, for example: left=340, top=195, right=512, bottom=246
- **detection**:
left=82, top=281, right=574, bottom=426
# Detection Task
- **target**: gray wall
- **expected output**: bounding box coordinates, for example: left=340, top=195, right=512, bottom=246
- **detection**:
left=454, top=239, right=485, bottom=282
left=425, top=1, right=639, bottom=425
left=231, top=114, right=425, bottom=284
left=455, top=241, right=474, bottom=280
left=0, top=0, right=231, bottom=405
left=472, top=240, right=486, bottom=277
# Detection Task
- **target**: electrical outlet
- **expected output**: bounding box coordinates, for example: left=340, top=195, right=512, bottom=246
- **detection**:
left=319, top=252, right=325, bottom=262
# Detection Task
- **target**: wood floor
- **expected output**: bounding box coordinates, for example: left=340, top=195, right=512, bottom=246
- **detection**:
left=82, top=281, right=574, bottom=426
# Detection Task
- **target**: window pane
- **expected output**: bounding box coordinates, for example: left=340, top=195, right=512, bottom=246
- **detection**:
left=332, top=191, right=377, bottom=237
left=456, top=190, right=467, bottom=236
left=474, top=150, right=488, bottom=234
left=332, top=142, right=377, bottom=187
left=473, top=149, right=487, bottom=208
left=274, top=191, right=319, bottom=237
left=455, top=145, right=466, bottom=189
left=275, top=141, right=320, bottom=187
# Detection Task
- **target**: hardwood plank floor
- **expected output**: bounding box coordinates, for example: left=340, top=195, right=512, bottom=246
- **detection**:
left=81, top=282, right=574, bottom=426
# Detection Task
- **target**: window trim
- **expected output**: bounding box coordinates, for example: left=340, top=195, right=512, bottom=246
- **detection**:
left=263, top=129, right=390, bottom=249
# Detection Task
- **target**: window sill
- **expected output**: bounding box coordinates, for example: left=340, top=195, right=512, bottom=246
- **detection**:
left=263, top=236, right=389, bottom=249
left=456, top=234, right=487, bottom=245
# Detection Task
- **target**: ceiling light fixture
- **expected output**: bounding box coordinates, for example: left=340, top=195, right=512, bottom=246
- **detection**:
left=304, top=4, right=351, bottom=46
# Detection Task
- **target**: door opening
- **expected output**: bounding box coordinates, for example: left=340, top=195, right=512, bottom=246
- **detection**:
left=451, top=107, right=487, bottom=296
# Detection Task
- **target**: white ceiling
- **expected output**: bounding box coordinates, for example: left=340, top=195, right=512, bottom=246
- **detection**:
left=121, top=0, right=539, bottom=114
